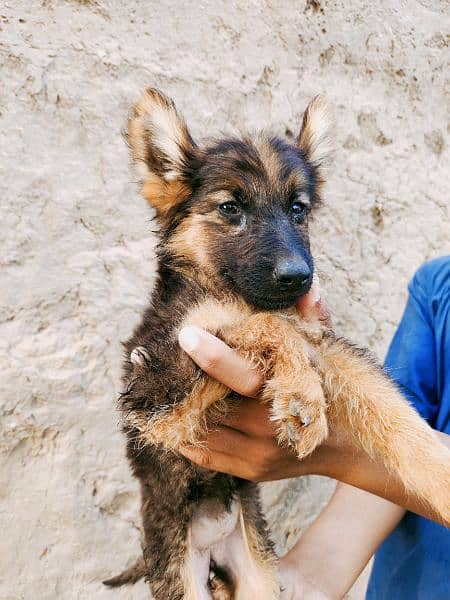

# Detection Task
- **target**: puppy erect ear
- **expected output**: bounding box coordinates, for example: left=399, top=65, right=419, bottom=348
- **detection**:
left=298, top=96, right=334, bottom=182
left=126, top=88, right=196, bottom=213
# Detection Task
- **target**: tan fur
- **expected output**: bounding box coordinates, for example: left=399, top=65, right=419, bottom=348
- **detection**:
left=237, top=506, right=279, bottom=598
left=182, top=531, right=211, bottom=600
left=125, top=300, right=251, bottom=449
left=319, top=338, right=450, bottom=524
left=254, top=135, right=308, bottom=199
left=142, top=176, right=191, bottom=212
left=298, top=95, right=334, bottom=185
left=225, top=312, right=329, bottom=457
left=168, top=213, right=222, bottom=273
left=183, top=297, right=252, bottom=334
left=252, top=135, right=284, bottom=187
left=209, top=579, right=231, bottom=600
left=126, top=88, right=194, bottom=212
left=113, top=89, right=450, bottom=600
left=126, top=376, right=229, bottom=449
left=182, top=499, right=278, bottom=600
left=142, top=296, right=450, bottom=526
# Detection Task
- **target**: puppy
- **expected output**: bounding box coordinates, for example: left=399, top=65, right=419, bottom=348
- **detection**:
left=104, top=89, right=450, bottom=599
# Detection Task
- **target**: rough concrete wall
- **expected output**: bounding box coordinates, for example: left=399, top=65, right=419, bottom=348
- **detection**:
left=1, top=1, right=448, bottom=598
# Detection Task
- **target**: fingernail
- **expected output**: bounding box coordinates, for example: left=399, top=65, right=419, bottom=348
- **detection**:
left=311, top=286, right=321, bottom=305
left=309, top=272, right=320, bottom=303
left=178, top=326, right=202, bottom=353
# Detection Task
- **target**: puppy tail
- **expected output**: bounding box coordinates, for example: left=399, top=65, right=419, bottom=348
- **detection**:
left=103, top=557, right=147, bottom=587
left=321, top=337, right=450, bottom=526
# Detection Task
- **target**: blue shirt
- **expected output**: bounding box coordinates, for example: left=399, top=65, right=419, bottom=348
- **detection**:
left=367, top=256, right=450, bottom=599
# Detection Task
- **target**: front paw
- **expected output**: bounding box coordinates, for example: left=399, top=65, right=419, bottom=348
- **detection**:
left=130, top=346, right=151, bottom=367
left=265, top=377, right=328, bottom=459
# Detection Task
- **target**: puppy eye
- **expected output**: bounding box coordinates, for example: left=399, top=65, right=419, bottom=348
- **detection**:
left=219, top=201, right=241, bottom=216
left=291, top=199, right=308, bottom=223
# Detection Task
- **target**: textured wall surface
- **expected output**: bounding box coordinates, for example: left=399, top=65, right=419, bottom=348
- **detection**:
left=1, top=1, right=449, bottom=598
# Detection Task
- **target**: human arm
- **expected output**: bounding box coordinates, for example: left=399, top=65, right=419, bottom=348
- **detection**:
left=177, top=311, right=449, bottom=597
left=176, top=324, right=414, bottom=598
left=177, top=274, right=449, bottom=597
left=178, top=295, right=449, bottom=523
left=176, top=347, right=450, bottom=521
left=279, top=483, right=405, bottom=600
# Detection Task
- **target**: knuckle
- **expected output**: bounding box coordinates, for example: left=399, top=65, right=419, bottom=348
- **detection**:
left=247, top=458, right=271, bottom=482
left=239, top=376, right=263, bottom=398
left=258, top=450, right=276, bottom=476
left=196, top=450, right=211, bottom=469
left=202, top=350, right=222, bottom=372
left=247, top=469, right=261, bottom=483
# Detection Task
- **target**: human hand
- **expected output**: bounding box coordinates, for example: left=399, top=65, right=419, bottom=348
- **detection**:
left=178, top=275, right=335, bottom=480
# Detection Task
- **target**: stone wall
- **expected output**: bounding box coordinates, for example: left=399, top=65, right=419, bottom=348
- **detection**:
left=1, top=1, right=448, bottom=598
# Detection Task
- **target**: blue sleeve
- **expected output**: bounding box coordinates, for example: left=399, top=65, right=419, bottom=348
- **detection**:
left=384, top=269, right=438, bottom=425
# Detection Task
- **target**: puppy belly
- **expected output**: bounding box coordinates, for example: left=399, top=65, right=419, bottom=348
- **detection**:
left=185, top=498, right=278, bottom=600
left=191, top=498, right=240, bottom=550
left=212, top=510, right=278, bottom=599
left=184, top=498, right=238, bottom=600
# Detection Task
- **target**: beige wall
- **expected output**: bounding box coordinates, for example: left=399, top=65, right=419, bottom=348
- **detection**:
left=1, top=1, right=448, bottom=598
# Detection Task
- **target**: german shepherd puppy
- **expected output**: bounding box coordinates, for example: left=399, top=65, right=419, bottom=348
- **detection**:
left=104, top=89, right=450, bottom=599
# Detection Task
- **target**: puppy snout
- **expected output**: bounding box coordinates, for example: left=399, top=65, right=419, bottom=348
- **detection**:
left=273, top=257, right=311, bottom=290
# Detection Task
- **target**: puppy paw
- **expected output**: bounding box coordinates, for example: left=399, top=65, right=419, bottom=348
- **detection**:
left=266, top=375, right=328, bottom=459
left=130, top=346, right=151, bottom=367
left=280, top=404, right=328, bottom=459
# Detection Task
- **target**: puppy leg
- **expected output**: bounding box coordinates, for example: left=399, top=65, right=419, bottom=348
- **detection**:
left=140, top=481, right=209, bottom=600
left=226, top=313, right=328, bottom=459
left=125, top=298, right=255, bottom=450
left=209, top=493, right=279, bottom=599
left=236, top=483, right=279, bottom=599
left=127, top=374, right=229, bottom=450
left=318, top=335, right=450, bottom=525
left=265, top=346, right=328, bottom=459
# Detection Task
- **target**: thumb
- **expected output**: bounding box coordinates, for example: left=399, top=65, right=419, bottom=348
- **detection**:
left=296, top=274, right=333, bottom=328
left=296, top=273, right=321, bottom=321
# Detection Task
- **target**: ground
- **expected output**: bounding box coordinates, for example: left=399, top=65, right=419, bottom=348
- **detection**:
left=0, top=1, right=448, bottom=598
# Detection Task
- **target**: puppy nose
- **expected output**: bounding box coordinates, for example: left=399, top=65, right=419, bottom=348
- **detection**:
left=274, top=257, right=311, bottom=288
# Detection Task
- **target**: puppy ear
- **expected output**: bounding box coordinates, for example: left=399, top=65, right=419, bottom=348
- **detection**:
left=298, top=95, right=334, bottom=180
left=126, top=88, right=196, bottom=213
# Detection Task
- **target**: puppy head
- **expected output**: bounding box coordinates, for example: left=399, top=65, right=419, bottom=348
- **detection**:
left=126, top=88, right=334, bottom=309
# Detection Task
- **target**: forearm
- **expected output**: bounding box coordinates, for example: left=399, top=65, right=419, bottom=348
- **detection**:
left=178, top=322, right=450, bottom=524
left=283, top=483, right=405, bottom=599
left=300, top=429, right=450, bottom=524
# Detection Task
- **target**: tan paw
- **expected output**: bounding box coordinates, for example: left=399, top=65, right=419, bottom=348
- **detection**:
left=266, top=376, right=328, bottom=459
left=279, top=403, right=328, bottom=459
left=130, top=346, right=150, bottom=367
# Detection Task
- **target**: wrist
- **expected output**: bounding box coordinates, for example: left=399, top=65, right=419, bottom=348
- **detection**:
left=293, top=430, right=354, bottom=481
left=311, top=424, right=360, bottom=480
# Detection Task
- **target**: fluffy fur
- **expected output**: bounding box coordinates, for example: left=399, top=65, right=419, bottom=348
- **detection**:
left=104, top=89, right=450, bottom=599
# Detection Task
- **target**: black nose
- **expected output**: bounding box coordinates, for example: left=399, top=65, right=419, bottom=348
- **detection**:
left=273, top=257, right=312, bottom=289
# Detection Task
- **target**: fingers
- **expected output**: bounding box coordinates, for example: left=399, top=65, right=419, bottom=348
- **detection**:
left=296, top=273, right=332, bottom=328
left=296, top=273, right=320, bottom=321
left=179, top=427, right=264, bottom=481
left=178, top=326, right=264, bottom=397
left=221, top=397, right=277, bottom=437
left=179, top=425, right=306, bottom=483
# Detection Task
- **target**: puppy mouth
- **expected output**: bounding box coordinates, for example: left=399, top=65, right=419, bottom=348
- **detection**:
left=221, top=269, right=313, bottom=310
left=242, top=284, right=312, bottom=311
left=250, top=297, right=299, bottom=310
